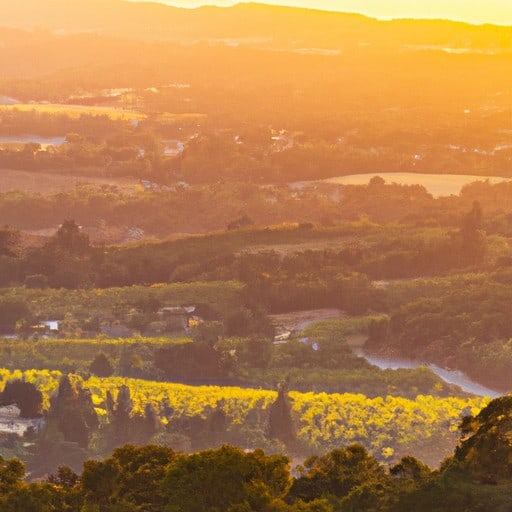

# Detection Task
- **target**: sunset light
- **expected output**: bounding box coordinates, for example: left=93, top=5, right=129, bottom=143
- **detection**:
left=144, top=0, right=512, bottom=25
left=1, top=0, right=512, bottom=507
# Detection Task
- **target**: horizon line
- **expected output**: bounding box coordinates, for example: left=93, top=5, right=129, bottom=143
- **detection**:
left=125, top=0, right=512, bottom=28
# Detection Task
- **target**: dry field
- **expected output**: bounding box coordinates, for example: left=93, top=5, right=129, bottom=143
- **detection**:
left=0, top=168, right=138, bottom=194
left=0, top=103, right=145, bottom=121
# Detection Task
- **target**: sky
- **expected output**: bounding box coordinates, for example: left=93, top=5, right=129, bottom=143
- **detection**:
left=134, top=0, right=512, bottom=26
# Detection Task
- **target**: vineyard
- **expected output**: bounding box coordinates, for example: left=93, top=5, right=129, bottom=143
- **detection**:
left=0, top=369, right=488, bottom=466
left=0, top=337, right=189, bottom=373
left=1, top=281, right=245, bottom=318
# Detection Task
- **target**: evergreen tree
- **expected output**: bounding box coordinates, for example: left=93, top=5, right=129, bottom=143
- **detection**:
left=89, top=352, right=114, bottom=377
left=267, top=380, right=296, bottom=450
left=48, top=375, right=98, bottom=448
left=107, top=385, right=134, bottom=446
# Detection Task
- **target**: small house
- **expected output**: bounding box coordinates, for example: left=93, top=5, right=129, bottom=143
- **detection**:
left=157, top=306, right=196, bottom=330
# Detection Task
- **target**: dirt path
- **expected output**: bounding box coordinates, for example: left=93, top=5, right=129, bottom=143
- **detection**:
left=270, top=308, right=346, bottom=332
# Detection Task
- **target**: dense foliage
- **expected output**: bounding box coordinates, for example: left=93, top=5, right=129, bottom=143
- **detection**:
left=2, top=394, right=512, bottom=511
left=367, top=269, right=512, bottom=390
left=0, top=369, right=487, bottom=472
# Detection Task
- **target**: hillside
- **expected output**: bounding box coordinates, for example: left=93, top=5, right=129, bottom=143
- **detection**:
left=1, top=0, right=511, bottom=48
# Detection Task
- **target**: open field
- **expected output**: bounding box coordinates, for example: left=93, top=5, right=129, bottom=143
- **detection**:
left=0, top=103, right=145, bottom=121
left=270, top=308, right=346, bottom=333
left=242, top=237, right=366, bottom=255
left=157, top=112, right=207, bottom=123
left=0, top=168, right=139, bottom=194
left=322, top=172, right=511, bottom=197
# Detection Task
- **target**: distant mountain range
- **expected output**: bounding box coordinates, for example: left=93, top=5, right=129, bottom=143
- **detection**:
left=1, top=0, right=511, bottom=51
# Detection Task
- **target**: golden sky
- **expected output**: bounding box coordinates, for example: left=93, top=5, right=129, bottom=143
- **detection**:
left=144, top=0, right=512, bottom=25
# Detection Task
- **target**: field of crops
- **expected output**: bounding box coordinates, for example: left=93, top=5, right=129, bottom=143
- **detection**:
left=0, top=369, right=488, bottom=464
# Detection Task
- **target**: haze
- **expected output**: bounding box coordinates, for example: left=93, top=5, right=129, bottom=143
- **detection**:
left=137, top=0, right=512, bottom=25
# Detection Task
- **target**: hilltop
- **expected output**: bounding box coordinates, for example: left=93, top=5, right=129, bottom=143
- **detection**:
left=1, top=0, right=511, bottom=49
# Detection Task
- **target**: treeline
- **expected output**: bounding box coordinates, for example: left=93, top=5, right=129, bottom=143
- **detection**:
left=0, top=113, right=181, bottom=183
left=3, top=110, right=512, bottom=186
left=0, top=202, right=495, bottom=297
left=4, top=177, right=512, bottom=240
left=3, top=394, right=512, bottom=511
left=0, top=109, right=131, bottom=139
left=0, top=182, right=435, bottom=233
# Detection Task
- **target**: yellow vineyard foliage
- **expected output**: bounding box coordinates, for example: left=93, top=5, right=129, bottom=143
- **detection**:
left=0, top=369, right=489, bottom=457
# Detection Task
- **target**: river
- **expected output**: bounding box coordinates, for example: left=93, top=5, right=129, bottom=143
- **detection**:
left=0, top=135, right=66, bottom=146
left=353, top=349, right=502, bottom=398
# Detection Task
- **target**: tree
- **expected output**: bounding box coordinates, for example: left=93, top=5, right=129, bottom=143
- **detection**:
left=162, top=445, right=290, bottom=512
left=0, top=380, right=42, bottom=418
left=58, top=313, right=83, bottom=339
left=0, top=299, right=29, bottom=334
left=80, top=445, right=176, bottom=512
left=239, top=337, right=273, bottom=369
left=89, top=352, right=114, bottom=377
left=1, top=482, right=58, bottom=512
left=460, top=201, right=486, bottom=264
left=0, top=226, right=20, bottom=257
left=48, top=375, right=98, bottom=448
left=24, top=219, right=97, bottom=289
left=289, top=444, right=385, bottom=503
left=0, top=456, right=25, bottom=496
left=368, top=175, right=386, bottom=187
left=452, top=395, right=512, bottom=483
left=390, top=456, right=431, bottom=486
left=51, top=220, right=91, bottom=254
left=106, top=385, right=135, bottom=446
left=113, top=444, right=174, bottom=511
left=267, top=380, right=296, bottom=450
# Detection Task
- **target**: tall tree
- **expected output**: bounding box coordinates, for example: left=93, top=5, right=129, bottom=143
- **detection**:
left=48, top=375, right=98, bottom=448
left=460, top=200, right=486, bottom=264
left=267, top=380, right=297, bottom=450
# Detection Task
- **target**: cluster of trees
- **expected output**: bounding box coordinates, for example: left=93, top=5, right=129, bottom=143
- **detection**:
left=0, top=110, right=130, bottom=139
left=366, top=268, right=512, bottom=390
left=0, top=127, right=178, bottom=184
left=0, top=178, right=506, bottom=238
left=0, top=200, right=493, bottom=304
left=2, top=394, right=512, bottom=511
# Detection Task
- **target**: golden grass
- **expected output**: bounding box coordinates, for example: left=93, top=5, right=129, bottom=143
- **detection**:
left=0, top=168, right=138, bottom=194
